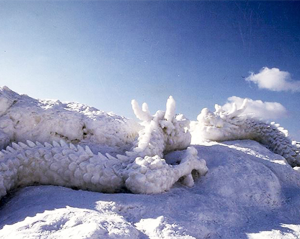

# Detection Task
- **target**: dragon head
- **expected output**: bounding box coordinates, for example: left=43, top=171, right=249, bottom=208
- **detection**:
left=130, top=96, right=191, bottom=157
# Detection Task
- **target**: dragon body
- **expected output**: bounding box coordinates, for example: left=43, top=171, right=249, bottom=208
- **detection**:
left=0, top=87, right=207, bottom=199
left=1, top=85, right=299, bottom=200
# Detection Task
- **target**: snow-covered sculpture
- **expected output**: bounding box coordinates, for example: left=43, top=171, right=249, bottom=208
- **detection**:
left=0, top=87, right=207, bottom=199
left=192, top=99, right=300, bottom=167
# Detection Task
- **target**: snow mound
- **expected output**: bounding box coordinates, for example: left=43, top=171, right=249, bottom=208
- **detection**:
left=0, top=203, right=139, bottom=239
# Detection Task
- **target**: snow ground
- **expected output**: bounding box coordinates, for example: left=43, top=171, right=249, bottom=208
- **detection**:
left=1, top=140, right=300, bottom=239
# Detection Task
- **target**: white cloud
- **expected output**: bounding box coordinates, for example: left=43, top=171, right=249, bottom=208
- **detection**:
left=246, top=67, right=300, bottom=92
left=222, top=96, right=287, bottom=120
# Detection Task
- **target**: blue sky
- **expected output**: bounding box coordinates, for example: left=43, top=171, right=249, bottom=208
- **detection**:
left=0, top=1, right=300, bottom=140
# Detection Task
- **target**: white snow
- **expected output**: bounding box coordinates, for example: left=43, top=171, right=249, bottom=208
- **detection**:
left=192, top=100, right=300, bottom=166
left=1, top=140, right=300, bottom=238
left=0, top=86, right=139, bottom=152
left=0, top=86, right=300, bottom=238
left=0, top=87, right=207, bottom=197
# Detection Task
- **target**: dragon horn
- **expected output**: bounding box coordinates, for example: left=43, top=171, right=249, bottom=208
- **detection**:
left=165, top=96, right=176, bottom=121
left=131, top=99, right=152, bottom=122
left=214, top=104, right=222, bottom=113
left=227, top=98, right=248, bottom=118
left=142, top=102, right=151, bottom=115
left=240, top=98, right=248, bottom=111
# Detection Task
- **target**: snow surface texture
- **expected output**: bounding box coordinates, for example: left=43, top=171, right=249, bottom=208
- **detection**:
left=2, top=140, right=300, bottom=238
left=0, top=87, right=207, bottom=198
left=192, top=99, right=300, bottom=167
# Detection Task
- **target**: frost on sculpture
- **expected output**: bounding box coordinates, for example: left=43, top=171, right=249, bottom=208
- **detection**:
left=193, top=99, right=300, bottom=167
left=0, top=87, right=207, bottom=199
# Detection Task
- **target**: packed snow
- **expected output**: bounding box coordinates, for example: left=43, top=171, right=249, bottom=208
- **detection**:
left=0, top=86, right=300, bottom=238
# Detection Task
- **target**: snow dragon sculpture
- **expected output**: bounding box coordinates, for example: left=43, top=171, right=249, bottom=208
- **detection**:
left=0, top=87, right=207, bottom=199
left=192, top=99, right=300, bottom=167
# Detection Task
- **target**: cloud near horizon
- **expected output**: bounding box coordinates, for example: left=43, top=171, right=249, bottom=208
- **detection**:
left=246, top=67, right=300, bottom=92
left=222, top=96, right=288, bottom=120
